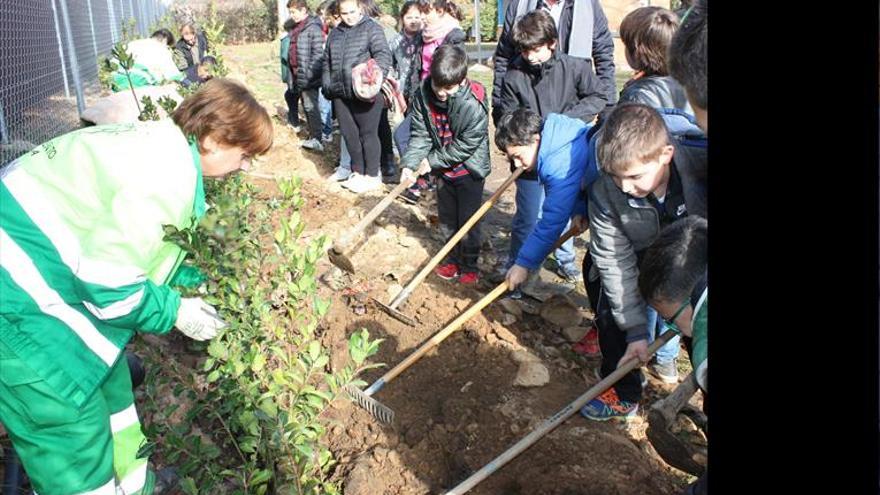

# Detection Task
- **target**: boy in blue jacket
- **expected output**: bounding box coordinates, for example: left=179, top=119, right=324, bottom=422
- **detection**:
left=495, top=10, right=608, bottom=290
left=494, top=108, right=597, bottom=291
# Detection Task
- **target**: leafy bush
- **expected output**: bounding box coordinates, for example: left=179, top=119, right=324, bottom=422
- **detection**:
left=137, top=174, right=383, bottom=494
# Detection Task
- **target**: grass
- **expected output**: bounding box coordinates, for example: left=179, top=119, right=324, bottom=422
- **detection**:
left=221, top=41, right=284, bottom=108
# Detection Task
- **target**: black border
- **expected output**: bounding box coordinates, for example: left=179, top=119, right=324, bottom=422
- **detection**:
left=710, top=2, right=879, bottom=492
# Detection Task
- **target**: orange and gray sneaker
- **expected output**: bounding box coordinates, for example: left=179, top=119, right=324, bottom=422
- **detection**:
left=572, top=325, right=601, bottom=357
left=580, top=387, right=639, bottom=421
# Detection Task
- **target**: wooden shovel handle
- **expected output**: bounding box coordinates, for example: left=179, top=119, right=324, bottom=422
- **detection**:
left=389, top=168, right=525, bottom=308
left=378, top=281, right=508, bottom=385
left=333, top=177, right=415, bottom=252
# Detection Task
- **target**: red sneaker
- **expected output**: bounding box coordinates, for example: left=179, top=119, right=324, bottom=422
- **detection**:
left=572, top=325, right=601, bottom=357
left=435, top=263, right=460, bottom=280
left=459, top=271, right=479, bottom=284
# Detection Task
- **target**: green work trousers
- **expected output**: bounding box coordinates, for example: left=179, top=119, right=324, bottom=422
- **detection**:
left=0, top=343, right=155, bottom=495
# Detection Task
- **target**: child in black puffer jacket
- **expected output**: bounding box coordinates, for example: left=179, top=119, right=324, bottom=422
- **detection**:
left=322, top=0, right=392, bottom=194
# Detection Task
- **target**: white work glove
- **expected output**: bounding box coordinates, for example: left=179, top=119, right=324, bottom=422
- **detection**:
left=175, top=297, right=227, bottom=341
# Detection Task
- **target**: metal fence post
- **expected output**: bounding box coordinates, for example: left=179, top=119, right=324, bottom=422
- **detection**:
left=57, top=0, right=86, bottom=115
left=50, top=0, right=72, bottom=98
left=474, top=0, right=482, bottom=64
left=127, top=0, right=136, bottom=35
left=107, top=0, right=118, bottom=42
left=86, top=0, right=99, bottom=60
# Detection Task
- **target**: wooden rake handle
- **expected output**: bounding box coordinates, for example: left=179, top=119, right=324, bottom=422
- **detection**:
left=332, top=177, right=415, bottom=252
left=443, top=329, right=680, bottom=495
left=368, top=281, right=509, bottom=394
left=388, top=167, right=526, bottom=309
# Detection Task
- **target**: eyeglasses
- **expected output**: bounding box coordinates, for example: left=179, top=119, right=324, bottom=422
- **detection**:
left=662, top=300, right=690, bottom=335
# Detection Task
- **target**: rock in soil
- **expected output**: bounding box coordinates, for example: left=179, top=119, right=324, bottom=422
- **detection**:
left=540, top=294, right=583, bottom=327
left=501, top=313, right=517, bottom=326
left=498, top=298, right=524, bottom=318
left=398, top=235, right=418, bottom=247
left=518, top=298, right=541, bottom=315
left=513, top=360, right=550, bottom=387
left=562, top=326, right=590, bottom=343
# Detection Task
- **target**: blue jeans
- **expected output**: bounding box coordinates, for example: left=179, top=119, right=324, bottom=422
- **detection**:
left=507, top=178, right=576, bottom=270
left=645, top=305, right=681, bottom=364
left=318, top=92, right=332, bottom=136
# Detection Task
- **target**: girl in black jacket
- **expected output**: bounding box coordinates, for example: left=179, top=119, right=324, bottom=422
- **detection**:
left=322, top=0, right=392, bottom=193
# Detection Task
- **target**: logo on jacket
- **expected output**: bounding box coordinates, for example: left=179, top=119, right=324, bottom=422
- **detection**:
left=676, top=204, right=687, bottom=216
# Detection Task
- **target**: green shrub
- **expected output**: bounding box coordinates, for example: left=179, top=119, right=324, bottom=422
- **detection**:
left=138, top=174, right=383, bottom=494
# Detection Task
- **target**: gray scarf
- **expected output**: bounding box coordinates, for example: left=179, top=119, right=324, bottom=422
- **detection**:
left=514, top=0, right=593, bottom=60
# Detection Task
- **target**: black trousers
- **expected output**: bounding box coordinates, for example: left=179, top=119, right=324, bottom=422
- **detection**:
left=437, top=174, right=484, bottom=273
left=378, top=109, right=396, bottom=176
left=583, top=253, right=645, bottom=403
left=285, top=87, right=322, bottom=140
left=335, top=97, right=384, bottom=176
left=284, top=88, right=300, bottom=125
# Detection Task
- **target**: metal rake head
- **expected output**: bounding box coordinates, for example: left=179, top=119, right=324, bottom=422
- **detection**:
left=370, top=297, right=417, bottom=327
left=346, top=384, right=395, bottom=424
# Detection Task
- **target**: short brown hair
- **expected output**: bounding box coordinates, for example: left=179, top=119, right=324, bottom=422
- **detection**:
left=512, top=10, right=558, bottom=52
left=172, top=78, right=273, bottom=158
left=619, top=7, right=679, bottom=76
left=596, top=103, right=670, bottom=173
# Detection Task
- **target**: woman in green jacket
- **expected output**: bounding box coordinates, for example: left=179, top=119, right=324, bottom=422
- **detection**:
left=0, top=78, right=272, bottom=495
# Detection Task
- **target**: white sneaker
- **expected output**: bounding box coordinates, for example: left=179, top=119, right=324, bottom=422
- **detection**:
left=340, top=172, right=362, bottom=190
left=328, top=166, right=352, bottom=182
left=287, top=123, right=302, bottom=133
left=348, top=174, right=382, bottom=193
left=301, top=138, right=324, bottom=151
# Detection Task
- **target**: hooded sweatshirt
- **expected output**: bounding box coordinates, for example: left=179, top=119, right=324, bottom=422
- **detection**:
left=514, top=113, right=593, bottom=270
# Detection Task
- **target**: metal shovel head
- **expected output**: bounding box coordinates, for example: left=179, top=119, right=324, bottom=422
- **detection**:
left=346, top=384, right=395, bottom=424
left=370, top=297, right=417, bottom=327
left=327, top=248, right=356, bottom=274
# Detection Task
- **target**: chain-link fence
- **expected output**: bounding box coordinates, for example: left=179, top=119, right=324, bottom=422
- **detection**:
left=0, top=0, right=167, bottom=166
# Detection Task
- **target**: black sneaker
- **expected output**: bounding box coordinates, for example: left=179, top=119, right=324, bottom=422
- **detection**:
left=400, top=188, right=421, bottom=204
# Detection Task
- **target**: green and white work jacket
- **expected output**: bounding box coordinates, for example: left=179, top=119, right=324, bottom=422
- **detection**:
left=111, top=38, right=184, bottom=91
left=0, top=120, right=205, bottom=407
